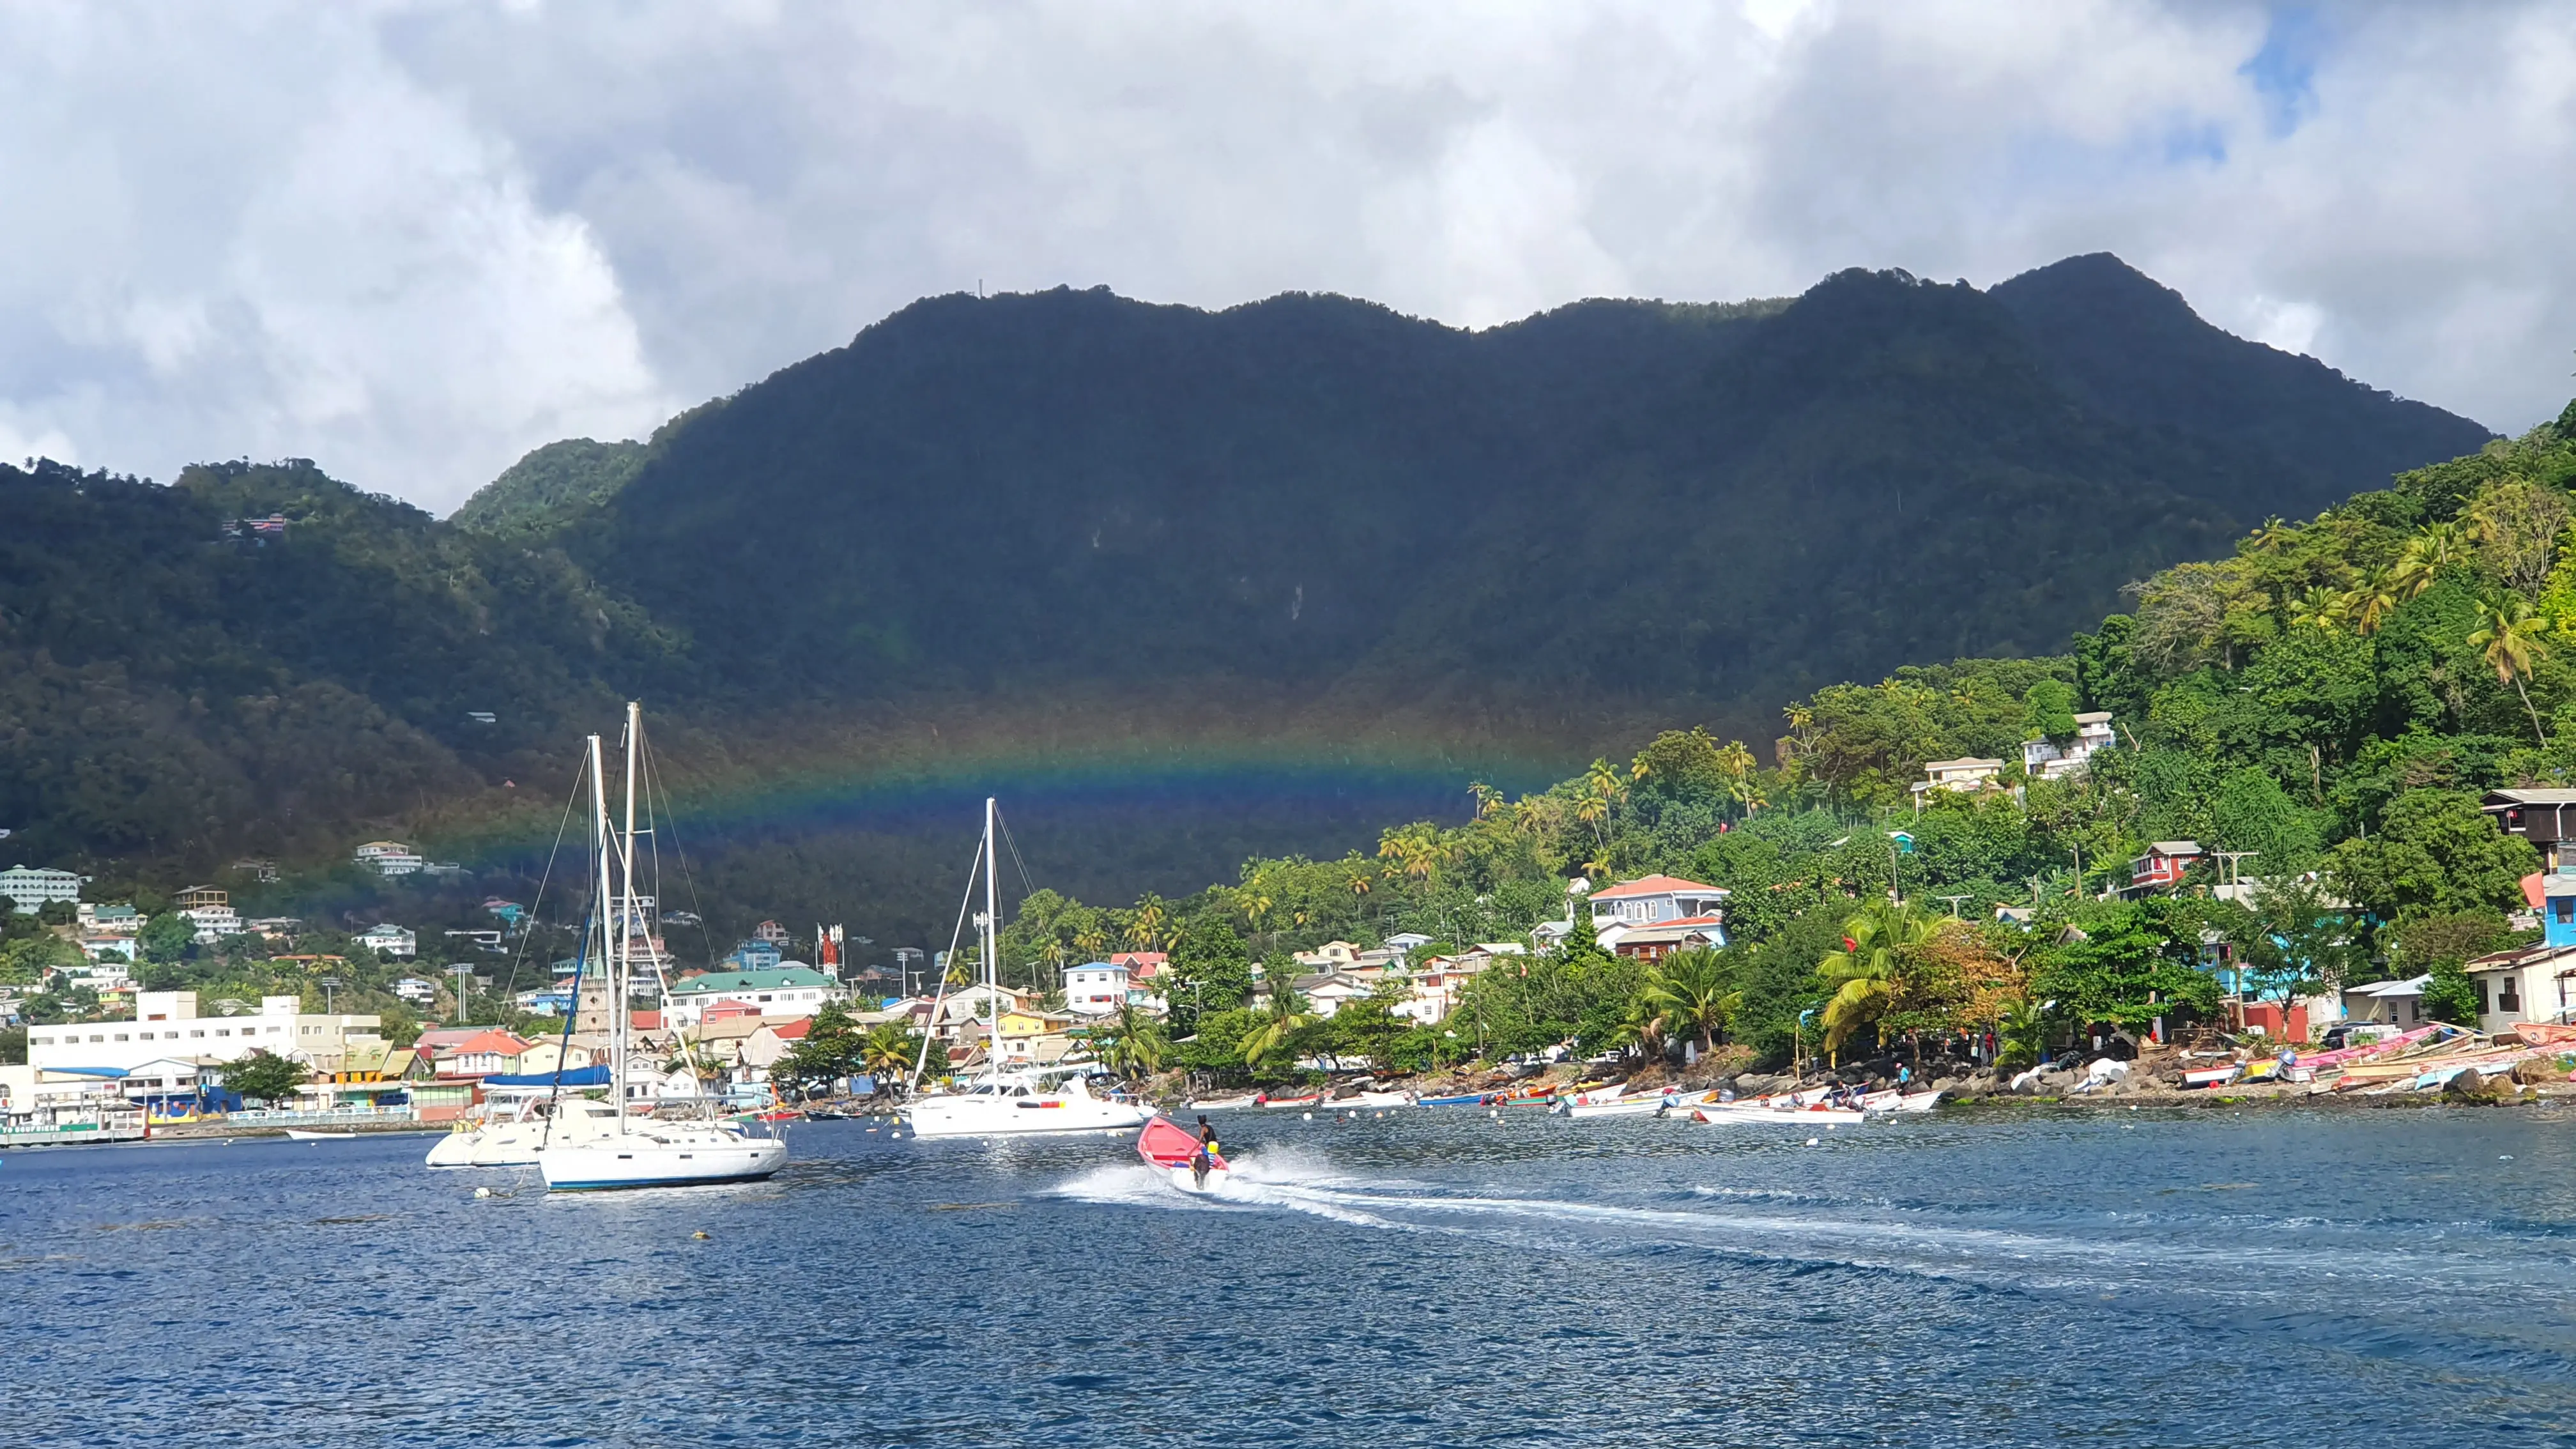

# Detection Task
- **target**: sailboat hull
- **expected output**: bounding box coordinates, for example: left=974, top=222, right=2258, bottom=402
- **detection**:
left=537, top=1129, right=787, bottom=1190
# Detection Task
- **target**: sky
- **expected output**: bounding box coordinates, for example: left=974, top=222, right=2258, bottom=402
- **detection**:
left=3, top=1, right=2571, bottom=514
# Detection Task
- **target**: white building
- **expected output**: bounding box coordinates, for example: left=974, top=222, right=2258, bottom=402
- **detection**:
left=26, top=992, right=384, bottom=1077
left=2464, top=943, right=2576, bottom=1038
left=182, top=905, right=243, bottom=944
left=2023, top=711, right=2118, bottom=781
left=1912, top=758, right=2006, bottom=798
left=358, top=924, right=417, bottom=958
left=392, top=976, right=440, bottom=1006
left=0, top=865, right=84, bottom=913
left=353, top=841, right=425, bottom=877
left=1586, top=875, right=1731, bottom=928
left=1064, top=961, right=1130, bottom=1017
left=1384, top=931, right=1434, bottom=953
left=662, top=968, right=843, bottom=1027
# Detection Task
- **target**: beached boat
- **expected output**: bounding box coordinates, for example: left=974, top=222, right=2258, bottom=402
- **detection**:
left=1185, top=1094, right=1261, bottom=1112
left=1137, top=1113, right=1230, bottom=1193
left=1341, top=1089, right=1414, bottom=1108
left=1256, top=1092, right=1324, bottom=1109
left=1416, top=1091, right=1489, bottom=1106
left=1560, top=1092, right=1689, bottom=1119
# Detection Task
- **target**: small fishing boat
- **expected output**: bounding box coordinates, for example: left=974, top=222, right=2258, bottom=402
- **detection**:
left=1255, top=1092, right=1323, bottom=1109
left=1341, top=1089, right=1414, bottom=1108
left=1695, top=1101, right=1866, bottom=1125
left=1559, top=1092, right=1688, bottom=1119
left=1185, top=1094, right=1261, bottom=1112
left=284, top=1129, right=356, bottom=1140
left=1416, top=1091, right=1488, bottom=1106
left=1137, top=1114, right=1229, bottom=1193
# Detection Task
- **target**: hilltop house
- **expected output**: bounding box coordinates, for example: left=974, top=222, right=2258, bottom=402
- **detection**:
left=0, top=865, right=84, bottom=913
left=1912, top=758, right=2006, bottom=799
left=1587, top=875, right=1730, bottom=929
left=357, top=923, right=417, bottom=958
left=353, top=841, right=424, bottom=877
left=2023, top=712, right=2118, bottom=781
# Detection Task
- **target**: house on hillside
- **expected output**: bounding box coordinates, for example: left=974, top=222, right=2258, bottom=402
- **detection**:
left=434, top=1030, right=534, bottom=1078
left=2023, top=712, right=2118, bottom=781
left=1606, top=917, right=1728, bottom=963
left=2120, top=842, right=2204, bottom=896
left=1587, top=875, right=1730, bottom=928
left=1065, top=961, right=1130, bottom=1017
left=1912, top=758, right=2006, bottom=799
left=353, top=841, right=425, bottom=876
left=0, top=865, right=84, bottom=913
left=358, top=924, right=417, bottom=958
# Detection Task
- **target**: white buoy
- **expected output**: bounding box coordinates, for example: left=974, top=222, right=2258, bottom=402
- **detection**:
left=473, top=1186, right=492, bottom=1199
left=1805, top=1137, right=1819, bottom=1146
left=1302, top=1111, right=1313, bottom=1121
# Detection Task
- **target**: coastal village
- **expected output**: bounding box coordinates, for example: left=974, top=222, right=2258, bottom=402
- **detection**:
left=15, top=706, right=2576, bottom=1143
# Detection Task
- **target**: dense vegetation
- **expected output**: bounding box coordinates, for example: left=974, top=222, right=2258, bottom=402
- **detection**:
left=962, top=399, right=2576, bottom=1080
left=0, top=254, right=2492, bottom=960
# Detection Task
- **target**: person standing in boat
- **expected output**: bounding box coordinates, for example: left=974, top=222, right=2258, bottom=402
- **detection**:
left=1192, top=1116, right=1221, bottom=1188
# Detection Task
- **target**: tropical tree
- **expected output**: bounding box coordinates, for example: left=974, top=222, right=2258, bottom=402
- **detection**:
left=1094, top=1004, right=1171, bottom=1079
left=1126, top=895, right=1170, bottom=951
left=2285, top=585, right=2343, bottom=632
left=1241, top=985, right=1319, bottom=1070
left=2342, top=567, right=2403, bottom=636
left=1639, top=948, right=1740, bottom=1055
left=1995, top=998, right=2046, bottom=1070
left=2468, top=593, right=2550, bottom=745
left=1814, top=898, right=1942, bottom=1057
left=221, top=1049, right=307, bottom=1105
left=859, top=1021, right=925, bottom=1093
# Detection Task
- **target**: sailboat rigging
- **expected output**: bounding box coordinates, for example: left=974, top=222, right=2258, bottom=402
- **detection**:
left=900, top=798, right=1148, bottom=1138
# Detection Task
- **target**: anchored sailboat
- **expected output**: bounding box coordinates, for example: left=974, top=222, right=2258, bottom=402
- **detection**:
left=901, top=798, right=1149, bottom=1139
left=537, top=703, right=787, bottom=1191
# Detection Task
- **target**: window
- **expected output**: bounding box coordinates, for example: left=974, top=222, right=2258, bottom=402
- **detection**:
left=2481, top=982, right=2494, bottom=1015
left=2504, top=983, right=2524, bottom=1012
left=114, top=1033, right=129, bottom=1041
left=2557, top=898, right=2573, bottom=926
left=190, top=1030, right=204, bottom=1038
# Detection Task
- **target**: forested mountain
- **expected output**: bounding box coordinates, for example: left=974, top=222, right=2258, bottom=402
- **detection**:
left=0, top=254, right=2494, bottom=944
left=553, top=257, right=2487, bottom=737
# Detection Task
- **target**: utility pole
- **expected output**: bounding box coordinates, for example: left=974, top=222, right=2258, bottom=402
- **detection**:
left=318, top=976, right=341, bottom=1015
left=1935, top=894, right=1972, bottom=919
left=450, top=963, right=473, bottom=1025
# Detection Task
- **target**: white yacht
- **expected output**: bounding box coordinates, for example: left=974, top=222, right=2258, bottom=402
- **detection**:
left=425, top=1093, right=622, bottom=1169
left=905, top=1064, right=1148, bottom=1138
left=900, top=798, right=1148, bottom=1141
left=525, top=704, right=789, bottom=1192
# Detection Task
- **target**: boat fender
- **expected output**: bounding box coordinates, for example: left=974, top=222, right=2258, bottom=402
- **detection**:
left=473, top=1186, right=492, bottom=1199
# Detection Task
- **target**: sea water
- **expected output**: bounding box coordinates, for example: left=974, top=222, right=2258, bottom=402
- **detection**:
left=9, top=1107, right=2576, bottom=1446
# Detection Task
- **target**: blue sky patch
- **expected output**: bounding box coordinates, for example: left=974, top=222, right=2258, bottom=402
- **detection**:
left=2241, top=6, right=2325, bottom=136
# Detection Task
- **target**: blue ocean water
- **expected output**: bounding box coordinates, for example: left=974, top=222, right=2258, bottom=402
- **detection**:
left=10, top=1106, right=2576, bottom=1447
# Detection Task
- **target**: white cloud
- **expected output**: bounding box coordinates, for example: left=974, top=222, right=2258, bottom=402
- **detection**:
left=1, top=1, right=2571, bottom=512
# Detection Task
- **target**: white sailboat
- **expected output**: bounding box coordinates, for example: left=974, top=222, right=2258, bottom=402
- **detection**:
left=901, top=798, right=1150, bottom=1140
left=425, top=1093, right=621, bottom=1169
left=537, top=703, right=787, bottom=1192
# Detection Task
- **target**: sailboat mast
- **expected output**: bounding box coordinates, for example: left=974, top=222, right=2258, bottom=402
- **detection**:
left=587, top=732, right=618, bottom=1134
left=619, top=701, right=642, bottom=1128
left=984, top=796, right=999, bottom=1064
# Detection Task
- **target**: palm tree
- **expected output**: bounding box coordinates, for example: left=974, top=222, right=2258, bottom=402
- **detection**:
left=1241, top=985, right=1318, bottom=1069
left=1640, top=948, right=1741, bottom=1055
left=2285, top=585, right=2343, bottom=632
left=2470, top=594, right=2552, bottom=745
left=859, top=1021, right=923, bottom=1092
left=1814, top=898, right=1941, bottom=1058
left=1995, top=999, right=2046, bottom=1070
left=1097, top=1004, right=1170, bottom=1079
left=2249, top=516, right=2292, bottom=554
left=1468, top=781, right=1504, bottom=820
left=1126, top=895, right=1169, bottom=951
left=1073, top=919, right=1109, bottom=962
left=2343, top=567, right=2402, bottom=636
left=2391, top=519, right=2470, bottom=601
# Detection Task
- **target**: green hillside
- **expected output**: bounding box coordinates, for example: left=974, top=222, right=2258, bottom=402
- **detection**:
left=0, top=254, right=2499, bottom=959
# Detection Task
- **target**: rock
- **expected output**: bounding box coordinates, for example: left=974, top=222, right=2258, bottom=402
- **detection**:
left=2513, top=1058, right=2559, bottom=1087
